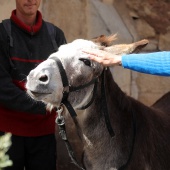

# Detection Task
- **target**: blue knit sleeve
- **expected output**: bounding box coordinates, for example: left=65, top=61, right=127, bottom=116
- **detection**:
left=122, top=51, right=170, bottom=76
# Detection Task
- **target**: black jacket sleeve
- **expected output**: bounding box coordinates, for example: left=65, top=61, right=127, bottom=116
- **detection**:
left=0, top=64, right=47, bottom=114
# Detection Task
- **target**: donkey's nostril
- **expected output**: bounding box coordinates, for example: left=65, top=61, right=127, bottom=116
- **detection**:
left=39, top=75, right=48, bottom=82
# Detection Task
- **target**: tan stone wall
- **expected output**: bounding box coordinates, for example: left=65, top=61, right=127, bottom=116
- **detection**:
left=0, top=1, right=15, bottom=21
left=124, top=0, right=170, bottom=105
left=42, top=0, right=87, bottom=42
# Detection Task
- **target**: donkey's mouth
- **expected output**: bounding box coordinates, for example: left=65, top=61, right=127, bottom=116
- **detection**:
left=27, top=90, right=52, bottom=98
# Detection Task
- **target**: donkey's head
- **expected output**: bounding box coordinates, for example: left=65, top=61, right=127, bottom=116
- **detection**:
left=26, top=35, right=148, bottom=109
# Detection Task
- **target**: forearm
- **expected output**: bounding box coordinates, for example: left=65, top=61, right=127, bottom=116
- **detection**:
left=122, top=52, right=170, bottom=76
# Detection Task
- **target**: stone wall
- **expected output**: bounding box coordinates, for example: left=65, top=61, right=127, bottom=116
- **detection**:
left=124, top=0, right=170, bottom=104
left=0, top=1, right=15, bottom=20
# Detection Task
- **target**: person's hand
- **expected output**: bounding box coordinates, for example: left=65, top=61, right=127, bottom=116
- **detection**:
left=82, top=49, right=122, bottom=67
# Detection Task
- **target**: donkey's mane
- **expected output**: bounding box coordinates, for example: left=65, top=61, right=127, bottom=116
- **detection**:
left=92, top=34, right=117, bottom=47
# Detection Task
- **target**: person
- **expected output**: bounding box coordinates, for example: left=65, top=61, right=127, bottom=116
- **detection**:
left=83, top=49, right=170, bottom=76
left=0, top=0, right=66, bottom=169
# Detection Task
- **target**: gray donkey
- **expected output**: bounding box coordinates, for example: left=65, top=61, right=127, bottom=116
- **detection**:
left=26, top=35, right=170, bottom=170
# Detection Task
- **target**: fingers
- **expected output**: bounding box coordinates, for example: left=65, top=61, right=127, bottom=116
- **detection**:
left=82, top=49, right=109, bottom=61
left=82, top=49, right=111, bottom=66
left=82, top=49, right=103, bottom=58
left=82, top=49, right=122, bottom=67
left=88, top=55, right=103, bottom=63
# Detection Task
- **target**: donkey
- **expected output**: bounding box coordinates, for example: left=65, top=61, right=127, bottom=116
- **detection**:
left=26, top=35, right=170, bottom=170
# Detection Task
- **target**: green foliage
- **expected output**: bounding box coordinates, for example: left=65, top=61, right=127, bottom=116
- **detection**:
left=0, top=133, right=12, bottom=169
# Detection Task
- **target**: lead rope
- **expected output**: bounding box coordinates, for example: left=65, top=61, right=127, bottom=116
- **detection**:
left=55, top=106, right=85, bottom=170
left=101, top=69, right=115, bottom=137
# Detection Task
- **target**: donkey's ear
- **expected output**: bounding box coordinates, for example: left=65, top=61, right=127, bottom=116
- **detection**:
left=103, top=39, right=149, bottom=55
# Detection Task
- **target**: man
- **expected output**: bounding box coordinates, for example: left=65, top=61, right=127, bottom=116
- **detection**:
left=0, top=0, right=66, bottom=169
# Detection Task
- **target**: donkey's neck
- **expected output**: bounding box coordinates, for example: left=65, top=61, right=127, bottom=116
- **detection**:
left=105, top=69, right=133, bottom=118
left=77, top=68, right=135, bottom=141
left=75, top=69, right=136, bottom=169
left=78, top=69, right=134, bottom=132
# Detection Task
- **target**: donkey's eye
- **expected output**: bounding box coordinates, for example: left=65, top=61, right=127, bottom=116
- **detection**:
left=79, top=58, right=91, bottom=67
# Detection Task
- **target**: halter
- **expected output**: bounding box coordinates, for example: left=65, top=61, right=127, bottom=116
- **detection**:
left=51, top=56, right=99, bottom=115
left=50, top=56, right=115, bottom=169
